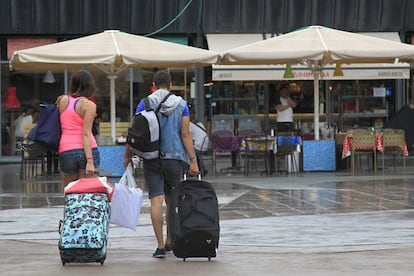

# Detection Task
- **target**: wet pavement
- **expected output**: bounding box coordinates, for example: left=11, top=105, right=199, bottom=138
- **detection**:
left=2, top=160, right=414, bottom=223
left=1, top=161, right=414, bottom=275
left=2, top=163, right=414, bottom=218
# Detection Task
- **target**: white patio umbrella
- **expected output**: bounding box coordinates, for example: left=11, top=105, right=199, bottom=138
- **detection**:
left=221, top=25, right=414, bottom=139
left=10, top=30, right=220, bottom=143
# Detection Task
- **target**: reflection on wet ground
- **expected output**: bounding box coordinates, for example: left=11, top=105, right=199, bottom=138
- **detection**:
left=1, top=163, right=414, bottom=221
left=219, top=180, right=414, bottom=219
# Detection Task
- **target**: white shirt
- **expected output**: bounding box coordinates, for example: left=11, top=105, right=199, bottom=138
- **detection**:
left=189, top=121, right=209, bottom=152
left=277, top=97, right=293, bottom=123
left=14, top=114, right=33, bottom=138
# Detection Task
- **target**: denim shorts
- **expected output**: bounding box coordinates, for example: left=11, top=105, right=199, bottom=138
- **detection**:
left=59, top=148, right=100, bottom=174
left=143, top=159, right=184, bottom=199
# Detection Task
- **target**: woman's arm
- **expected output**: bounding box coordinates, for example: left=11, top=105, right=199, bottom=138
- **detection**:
left=80, top=99, right=97, bottom=174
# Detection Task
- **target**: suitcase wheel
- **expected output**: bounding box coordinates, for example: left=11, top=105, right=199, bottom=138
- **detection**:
left=99, top=257, right=105, bottom=265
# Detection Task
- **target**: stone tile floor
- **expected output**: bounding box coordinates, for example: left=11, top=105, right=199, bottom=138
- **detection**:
left=2, top=157, right=414, bottom=275
left=2, top=162, right=414, bottom=221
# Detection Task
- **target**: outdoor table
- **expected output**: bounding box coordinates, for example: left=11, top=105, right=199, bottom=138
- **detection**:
left=211, top=135, right=243, bottom=173
left=341, top=132, right=408, bottom=159
left=98, top=145, right=126, bottom=177
left=243, top=135, right=271, bottom=175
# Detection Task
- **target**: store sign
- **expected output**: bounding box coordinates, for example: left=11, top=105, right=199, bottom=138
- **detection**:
left=7, top=38, right=57, bottom=59
left=212, top=64, right=410, bottom=81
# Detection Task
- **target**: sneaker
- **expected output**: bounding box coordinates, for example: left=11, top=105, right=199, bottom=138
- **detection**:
left=165, top=243, right=173, bottom=253
left=152, top=248, right=166, bottom=258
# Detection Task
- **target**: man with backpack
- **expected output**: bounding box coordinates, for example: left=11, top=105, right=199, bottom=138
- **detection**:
left=124, top=70, right=199, bottom=258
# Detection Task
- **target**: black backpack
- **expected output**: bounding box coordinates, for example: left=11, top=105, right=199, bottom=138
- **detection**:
left=127, top=93, right=171, bottom=159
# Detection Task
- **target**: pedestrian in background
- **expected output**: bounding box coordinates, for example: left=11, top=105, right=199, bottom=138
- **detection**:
left=276, top=84, right=296, bottom=133
left=189, top=106, right=209, bottom=176
left=14, top=106, right=34, bottom=142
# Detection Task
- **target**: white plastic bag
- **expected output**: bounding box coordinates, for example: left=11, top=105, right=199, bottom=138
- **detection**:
left=110, top=163, right=143, bottom=230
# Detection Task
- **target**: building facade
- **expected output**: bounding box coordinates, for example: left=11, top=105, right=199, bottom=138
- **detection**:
left=1, top=0, right=414, bottom=157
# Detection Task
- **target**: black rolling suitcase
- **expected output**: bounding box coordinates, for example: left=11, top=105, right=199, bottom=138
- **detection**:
left=169, top=174, right=220, bottom=261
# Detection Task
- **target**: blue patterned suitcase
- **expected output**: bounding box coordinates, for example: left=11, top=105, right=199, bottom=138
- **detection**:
left=58, top=193, right=110, bottom=265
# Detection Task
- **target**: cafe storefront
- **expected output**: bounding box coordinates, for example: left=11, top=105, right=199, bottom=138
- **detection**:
left=206, top=33, right=410, bottom=134
left=205, top=33, right=411, bottom=171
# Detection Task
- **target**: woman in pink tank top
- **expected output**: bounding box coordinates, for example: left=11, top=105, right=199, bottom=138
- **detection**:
left=56, top=70, right=99, bottom=186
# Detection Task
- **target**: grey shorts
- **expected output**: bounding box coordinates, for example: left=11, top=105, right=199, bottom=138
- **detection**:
left=59, top=148, right=100, bottom=174
left=143, top=159, right=185, bottom=198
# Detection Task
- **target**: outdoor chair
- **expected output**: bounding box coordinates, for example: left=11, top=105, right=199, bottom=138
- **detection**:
left=243, top=135, right=269, bottom=176
left=19, top=142, right=47, bottom=180
left=381, top=129, right=406, bottom=173
left=237, top=116, right=261, bottom=137
left=274, top=133, right=300, bottom=175
left=350, top=129, right=376, bottom=174
left=19, top=124, right=47, bottom=180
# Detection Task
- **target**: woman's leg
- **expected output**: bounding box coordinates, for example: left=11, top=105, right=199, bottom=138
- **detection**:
left=60, top=171, right=79, bottom=186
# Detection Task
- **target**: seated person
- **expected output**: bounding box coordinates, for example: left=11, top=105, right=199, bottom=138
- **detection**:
left=14, top=107, right=34, bottom=142
left=14, top=107, right=34, bottom=152
left=190, top=119, right=209, bottom=175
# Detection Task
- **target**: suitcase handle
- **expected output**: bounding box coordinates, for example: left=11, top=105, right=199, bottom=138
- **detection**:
left=183, top=173, right=201, bottom=181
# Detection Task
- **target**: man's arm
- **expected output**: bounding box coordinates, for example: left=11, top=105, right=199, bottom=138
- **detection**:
left=287, top=97, right=297, bottom=108
left=276, top=98, right=296, bottom=111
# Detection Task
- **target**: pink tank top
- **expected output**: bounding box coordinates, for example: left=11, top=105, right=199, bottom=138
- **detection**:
left=58, top=96, right=97, bottom=153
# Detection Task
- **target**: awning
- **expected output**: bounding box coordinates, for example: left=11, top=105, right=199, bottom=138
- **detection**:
left=207, top=33, right=410, bottom=81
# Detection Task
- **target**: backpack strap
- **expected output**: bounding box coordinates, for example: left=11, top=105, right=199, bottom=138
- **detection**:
left=191, top=120, right=207, bottom=134
left=143, top=93, right=171, bottom=113
left=155, top=93, right=172, bottom=113
left=143, top=98, right=151, bottom=111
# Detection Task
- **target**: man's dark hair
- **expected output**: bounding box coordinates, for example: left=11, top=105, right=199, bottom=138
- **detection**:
left=153, top=70, right=171, bottom=89
left=280, top=83, right=289, bottom=91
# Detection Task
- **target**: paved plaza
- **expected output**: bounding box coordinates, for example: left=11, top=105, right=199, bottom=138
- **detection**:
left=1, top=162, right=414, bottom=275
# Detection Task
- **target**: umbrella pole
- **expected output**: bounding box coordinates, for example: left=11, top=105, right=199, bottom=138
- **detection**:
left=108, top=75, right=117, bottom=144
left=64, top=70, right=69, bottom=94
left=313, top=70, right=320, bottom=140
left=129, top=69, right=134, bottom=123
